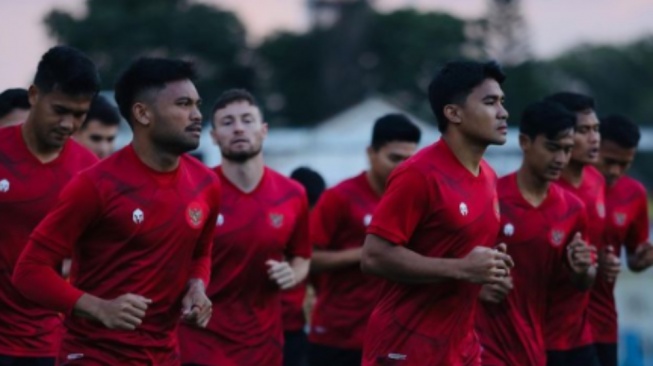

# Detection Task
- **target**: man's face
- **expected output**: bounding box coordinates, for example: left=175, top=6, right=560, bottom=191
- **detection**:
left=522, top=129, right=575, bottom=182
left=571, top=110, right=600, bottom=165
left=28, top=85, right=93, bottom=149
left=211, top=100, right=267, bottom=163
left=0, top=107, right=29, bottom=127
left=147, top=79, right=202, bottom=154
left=74, top=120, right=118, bottom=159
left=368, top=141, right=419, bottom=184
left=456, top=78, right=509, bottom=146
left=597, top=139, right=637, bottom=186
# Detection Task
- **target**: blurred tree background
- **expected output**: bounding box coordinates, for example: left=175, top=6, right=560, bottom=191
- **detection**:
left=44, top=0, right=653, bottom=128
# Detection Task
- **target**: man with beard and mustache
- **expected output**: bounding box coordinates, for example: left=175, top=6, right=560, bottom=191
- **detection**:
left=543, top=92, right=603, bottom=366
left=179, top=89, right=311, bottom=366
left=0, top=46, right=99, bottom=366
left=13, top=57, right=219, bottom=365
left=476, top=100, right=596, bottom=366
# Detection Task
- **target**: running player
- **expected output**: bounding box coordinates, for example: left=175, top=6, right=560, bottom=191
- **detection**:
left=0, top=88, right=30, bottom=127
left=544, top=91, right=602, bottom=365
left=73, top=95, right=120, bottom=159
left=12, top=57, right=218, bottom=365
left=0, top=46, right=99, bottom=366
left=308, top=113, right=421, bottom=366
left=476, top=100, right=595, bottom=366
left=283, top=166, right=326, bottom=366
left=591, top=114, right=653, bottom=366
left=178, top=89, right=311, bottom=366
left=360, top=60, right=513, bottom=366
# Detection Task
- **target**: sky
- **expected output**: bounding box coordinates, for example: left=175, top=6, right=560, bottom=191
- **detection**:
left=1, top=0, right=652, bottom=89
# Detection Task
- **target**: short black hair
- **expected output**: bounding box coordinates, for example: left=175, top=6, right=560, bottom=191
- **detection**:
left=33, top=45, right=100, bottom=96
left=371, top=113, right=422, bottom=150
left=520, top=100, right=577, bottom=141
left=0, top=88, right=30, bottom=119
left=428, top=60, right=506, bottom=133
left=114, top=57, right=197, bottom=126
left=81, top=95, right=121, bottom=129
left=600, top=114, right=640, bottom=149
left=544, top=92, right=595, bottom=114
left=290, top=167, right=326, bottom=207
left=212, top=89, right=258, bottom=116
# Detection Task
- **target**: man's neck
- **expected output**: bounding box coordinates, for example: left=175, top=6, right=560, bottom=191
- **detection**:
left=365, top=170, right=384, bottom=197
left=21, top=122, right=62, bottom=163
left=221, top=154, right=265, bottom=193
left=442, top=131, right=487, bottom=176
left=132, top=137, right=180, bottom=172
left=516, top=166, right=549, bottom=207
left=561, top=160, right=585, bottom=188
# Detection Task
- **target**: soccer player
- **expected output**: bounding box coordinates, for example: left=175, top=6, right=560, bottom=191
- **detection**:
left=307, top=113, right=421, bottom=366
left=283, top=166, right=327, bottom=366
left=543, top=91, right=603, bottom=365
left=0, top=46, right=99, bottom=366
left=178, top=89, right=311, bottom=366
left=591, top=114, right=653, bottom=366
left=0, top=88, right=30, bottom=127
left=360, top=60, right=514, bottom=366
left=476, top=100, right=596, bottom=366
left=73, top=94, right=121, bottom=159
left=12, top=57, right=218, bottom=365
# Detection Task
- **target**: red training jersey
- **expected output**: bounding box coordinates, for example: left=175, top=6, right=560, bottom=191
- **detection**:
left=589, top=175, right=649, bottom=343
left=476, top=173, right=588, bottom=366
left=0, top=124, right=97, bottom=357
left=12, top=145, right=219, bottom=365
left=179, top=167, right=311, bottom=366
left=308, top=172, right=382, bottom=350
left=546, top=165, right=606, bottom=350
left=362, top=139, right=501, bottom=366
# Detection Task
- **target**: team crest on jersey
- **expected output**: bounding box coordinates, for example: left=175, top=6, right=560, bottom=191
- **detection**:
left=614, top=212, right=627, bottom=227
left=459, top=202, right=469, bottom=216
left=132, top=208, right=144, bottom=224
left=186, top=201, right=208, bottom=229
left=597, top=203, right=606, bottom=218
left=216, top=214, right=225, bottom=226
left=363, top=214, right=372, bottom=227
left=503, top=223, right=515, bottom=237
left=0, top=179, right=9, bottom=193
left=550, top=229, right=565, bottom=247
left=269, top=213, right=284, bottom=228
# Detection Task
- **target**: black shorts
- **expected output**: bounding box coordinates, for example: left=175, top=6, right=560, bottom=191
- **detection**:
left=0, top=355, right=55, bottom=366
left=284, top=330, right=308, bottom=366
left=547, top=344, right=600, bottom=366
left=308, top=342, right=362, bottom=366
left=593, top=343, right=617, bottom=366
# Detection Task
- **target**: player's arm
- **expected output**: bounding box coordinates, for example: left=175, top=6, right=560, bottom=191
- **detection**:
left=361, top=235, right=510, bottom=284
left=566, top=213, right=597, bottom=289
left=625, top=189, right=653, bottom=272
left=181, top=179, right=221, bottom=328
left=12, top=174, right=151, bottom=330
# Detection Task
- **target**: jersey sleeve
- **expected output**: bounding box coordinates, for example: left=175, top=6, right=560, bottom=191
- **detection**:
left=285, top=191, right=311, bottom=259
left=367, top=165, right=430, bottom=246
left=189, top=178, right=221, bottom=287
left=12, top=173, right=103, bottom=314
left=625, top=186, right=650, bottom=253
left=309, top=188, right=344, bottom=250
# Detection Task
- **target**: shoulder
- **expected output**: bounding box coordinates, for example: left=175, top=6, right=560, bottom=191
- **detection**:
left=620, top=175, right=647, bottom=196
left=266, top=167, right=306, bottom=197
left=554, top=184, right=586, bottom=212
left=66, top=139, right=100, bottom=166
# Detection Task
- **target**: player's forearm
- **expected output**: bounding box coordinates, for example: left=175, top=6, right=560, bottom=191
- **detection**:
left=361, top=234, right=465, bottom=284
left=309, top=248, right=361, bottom=273
left=290, top=256, right=310, bottom=284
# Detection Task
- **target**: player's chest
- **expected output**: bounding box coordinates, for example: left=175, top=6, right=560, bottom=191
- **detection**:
left=214, top=194, right=301, bottom=248
left=431, top=179, right=500, bottom=230
left=605, top=197, right=638, bottom=237
left=342, top=196, right=378, bottom=237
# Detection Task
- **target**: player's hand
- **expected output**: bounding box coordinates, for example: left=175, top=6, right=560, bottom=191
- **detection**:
left=478, top=276, right=513, bottom=304
left=460, top=246, right=513, bottom=284
left=599, top=245, right=621, bottom=283
left=634, top=242, right=653, bottom=266
left=567, top=232, right=596, bottom=274
left=181, top=280, right=212, bottom=328
left=266, top=259, right=296, bottom=290
left=95, top=293, right=151, bottom=330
